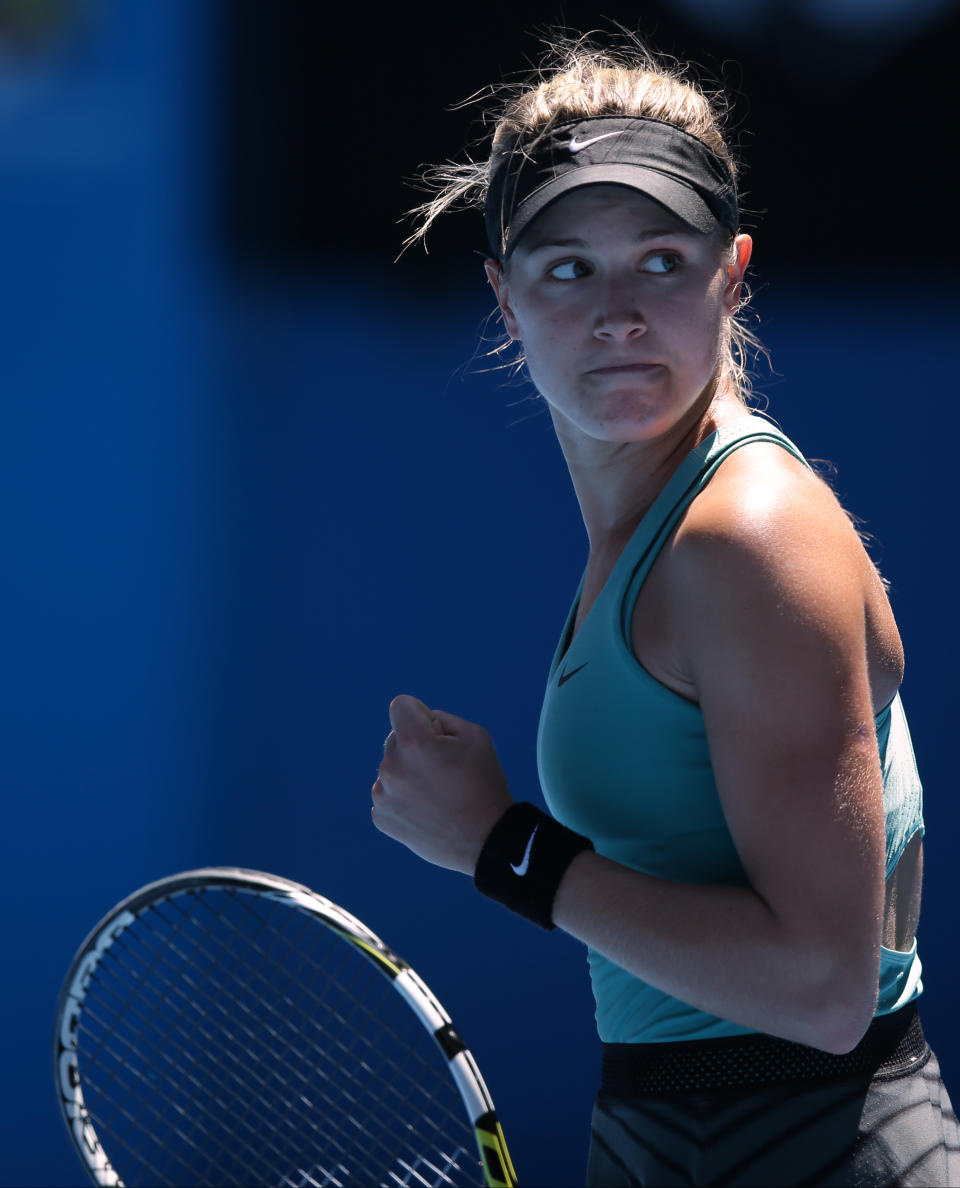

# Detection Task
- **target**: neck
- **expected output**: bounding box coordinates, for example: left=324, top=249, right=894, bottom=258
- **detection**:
left=550, top=389, right=748, bottom=555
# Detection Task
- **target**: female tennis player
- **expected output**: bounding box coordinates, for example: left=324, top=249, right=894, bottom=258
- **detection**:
left=372, top=33, right=959, bottom=1186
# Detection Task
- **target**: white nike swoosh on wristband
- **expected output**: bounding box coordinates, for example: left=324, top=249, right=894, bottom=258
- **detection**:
left=510, top=825, right=539, bottom=876
left=568, top=130, right=626, bottom=153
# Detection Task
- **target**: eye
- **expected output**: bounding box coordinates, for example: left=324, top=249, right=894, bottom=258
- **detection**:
left=642, top=251, right=682, bottom=274
left=548, top=258, right=591, bottom=281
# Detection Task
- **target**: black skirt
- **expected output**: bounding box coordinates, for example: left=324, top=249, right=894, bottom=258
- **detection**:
left=586, top=1004, right=960, bottom=1186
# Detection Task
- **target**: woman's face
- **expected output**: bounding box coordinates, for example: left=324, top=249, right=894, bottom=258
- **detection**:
left=485, top=185, right=752, bottom=444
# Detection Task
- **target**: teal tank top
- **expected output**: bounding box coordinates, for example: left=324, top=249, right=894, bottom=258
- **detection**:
left=537, top=415, right=925, bottom=1044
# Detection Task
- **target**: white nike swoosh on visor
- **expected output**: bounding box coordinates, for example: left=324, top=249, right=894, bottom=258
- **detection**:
left=567, top=130, right=626, bottom=153
left=510, top=825, right=539, bottom=876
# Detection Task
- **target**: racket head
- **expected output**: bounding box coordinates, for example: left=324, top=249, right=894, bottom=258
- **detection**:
left=54, top=867, right=516, bottom=1188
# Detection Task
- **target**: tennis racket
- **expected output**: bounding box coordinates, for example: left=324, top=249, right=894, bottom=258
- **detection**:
left=54, top=867, right=517, bottom=1188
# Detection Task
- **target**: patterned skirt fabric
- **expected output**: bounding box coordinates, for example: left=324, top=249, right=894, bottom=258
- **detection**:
left=586, top=1007, right=960, bottom=1186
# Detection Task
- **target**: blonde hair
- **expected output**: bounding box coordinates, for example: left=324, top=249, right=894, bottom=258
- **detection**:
left=404, top=31, right=767, bottom=405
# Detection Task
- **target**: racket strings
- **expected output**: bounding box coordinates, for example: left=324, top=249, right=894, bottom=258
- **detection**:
left=86, top=931, right=418, bottom=1188
left=79, top=899, right=302, bottom=1185
left=84, top=902, right=413, bottom=1185
left=175, top=892, right=471, bottom=1176
left=190, top=892, right=475, bottom=1151
left=80, top=917, right=425, bottom=1188
left=72, top=886, right=481, bottom=1187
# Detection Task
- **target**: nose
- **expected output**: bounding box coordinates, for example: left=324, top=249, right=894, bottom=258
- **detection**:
left=592, top=277, right=646, bottom=342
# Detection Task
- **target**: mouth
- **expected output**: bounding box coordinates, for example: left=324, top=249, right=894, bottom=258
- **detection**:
left=586, top=362, right=662, bottom=376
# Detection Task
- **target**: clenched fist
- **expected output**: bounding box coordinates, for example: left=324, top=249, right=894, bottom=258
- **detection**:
left=372, top=694, right=515, bottom=875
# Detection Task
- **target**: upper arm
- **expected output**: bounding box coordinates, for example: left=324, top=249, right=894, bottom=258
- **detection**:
left=669, top=456, right=886, bottom=1032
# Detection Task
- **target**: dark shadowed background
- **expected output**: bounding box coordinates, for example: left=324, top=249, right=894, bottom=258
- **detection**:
left=1, top=1, right=957, bottom=1184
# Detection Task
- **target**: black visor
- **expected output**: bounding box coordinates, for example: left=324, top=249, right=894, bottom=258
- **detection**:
left=484, top=115, right=739, bottom=259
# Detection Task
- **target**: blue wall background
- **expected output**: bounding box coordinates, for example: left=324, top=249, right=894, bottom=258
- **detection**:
left=1, top=4, right=956, bottom=1186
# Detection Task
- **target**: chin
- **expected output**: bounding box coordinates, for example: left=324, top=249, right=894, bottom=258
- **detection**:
left=582, top=419, right=668, bottom=444
left=589, top=401, right=682, bottom=440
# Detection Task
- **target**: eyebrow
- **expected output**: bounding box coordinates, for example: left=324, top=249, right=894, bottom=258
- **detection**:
left=520, top=227, right=693, bottom=254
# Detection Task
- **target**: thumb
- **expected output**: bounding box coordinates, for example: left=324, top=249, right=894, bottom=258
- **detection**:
left=389, top=694, right=434, bottom=735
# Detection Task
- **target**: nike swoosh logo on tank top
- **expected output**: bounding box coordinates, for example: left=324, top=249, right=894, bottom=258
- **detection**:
left=558, top=662, right=589, bottom=686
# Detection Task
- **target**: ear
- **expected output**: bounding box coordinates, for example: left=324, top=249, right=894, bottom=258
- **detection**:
left=723, top=233, right=753, bottom=313
left=484, top=258, right=522, bottom=340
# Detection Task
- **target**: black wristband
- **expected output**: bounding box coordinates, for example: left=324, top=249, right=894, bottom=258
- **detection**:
left=473, top=802, right=594, bottom=930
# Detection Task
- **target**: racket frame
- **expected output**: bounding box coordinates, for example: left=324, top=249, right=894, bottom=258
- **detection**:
left=54, top=866, right=517, bottom=1188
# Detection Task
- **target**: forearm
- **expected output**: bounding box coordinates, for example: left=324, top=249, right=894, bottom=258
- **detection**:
left=551, top=849, right=875, bottom=1053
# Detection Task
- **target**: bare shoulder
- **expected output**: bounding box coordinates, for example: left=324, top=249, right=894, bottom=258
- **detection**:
left=679, top=439, right=865, bottom=564
left=659, top=436, right=902, bottom=719
left=658, top=440, right=871, bottom=628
